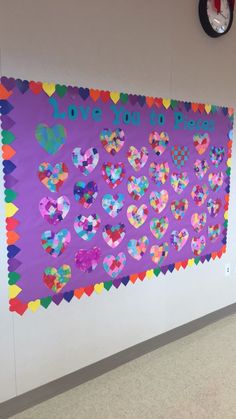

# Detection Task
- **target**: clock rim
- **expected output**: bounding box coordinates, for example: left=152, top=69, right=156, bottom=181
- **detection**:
left=199, top=0, right=234, bottom=37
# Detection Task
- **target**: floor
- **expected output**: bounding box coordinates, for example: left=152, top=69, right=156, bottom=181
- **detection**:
left=10, top=313, right=236, bottom=419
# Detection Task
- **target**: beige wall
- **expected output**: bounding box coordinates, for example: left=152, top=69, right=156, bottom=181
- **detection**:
left=0, top=0, right=236, bottom=402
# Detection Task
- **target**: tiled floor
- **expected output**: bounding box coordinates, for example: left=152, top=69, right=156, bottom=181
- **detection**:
left=10, top=313, right=236, bottom=418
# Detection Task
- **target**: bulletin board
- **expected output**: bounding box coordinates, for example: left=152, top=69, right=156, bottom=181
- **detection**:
left=0, top=77, right=233, bottom=315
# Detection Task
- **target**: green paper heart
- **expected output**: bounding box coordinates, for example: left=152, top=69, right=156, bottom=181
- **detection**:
left=120, top=93, right=129, bottom=104
left=40, top=296, right=52, bottom=309
left=194, top=257, right=200, bottom=265
left=104, top=280, right=113, bottom=291
left=226, top=167, right=231, bottom=176
left=2, top=130, right=15, bottom=145
left=8, top=272, right=21, bottom=285
left=224, top=220, right=228, bottom=228
left=171, top=100, right=178, bottom=109
left=35, top=124, right=66, bottom=155
left=5, top=189, right=17, bottom=202
left=56, top=84, right=67, bottom=98
left=153, top=268, right=161, bottom=277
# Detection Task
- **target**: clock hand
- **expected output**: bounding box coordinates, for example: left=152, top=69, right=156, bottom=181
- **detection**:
left=219, top=12, right=227, bottom=18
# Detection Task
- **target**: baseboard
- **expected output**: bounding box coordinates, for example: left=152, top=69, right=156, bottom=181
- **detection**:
left=1, top=302, right=236, bottom=419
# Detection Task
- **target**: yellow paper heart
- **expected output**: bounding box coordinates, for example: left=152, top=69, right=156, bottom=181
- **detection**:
left=162, top=98, right=171, bottom=109
left=42, top=82, right=56, bottom=97
left=9, top=284, right=22, bottom=299
left=188, top=258, right=195, bottom=267
left=227, top=158, right=232, bottom=168
left=28, top=299, right=41, bottom=312
left=224, top=211, right=228, bottom=220
left=110, top=91, right=120, bottom=104
left=146, top=269, right=154, bottom=280
left=5, top=203, right=19, bottom=217
left=94, top=283, right=104, bottom=294
left=205, top=104, right=211, bottom=114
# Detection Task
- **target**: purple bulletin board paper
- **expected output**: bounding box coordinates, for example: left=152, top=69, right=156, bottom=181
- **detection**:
left=0, top=77, right=233, bottom=315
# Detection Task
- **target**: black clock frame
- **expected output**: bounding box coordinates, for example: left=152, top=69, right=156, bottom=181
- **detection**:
left=199, top=0, right=234, bottom=37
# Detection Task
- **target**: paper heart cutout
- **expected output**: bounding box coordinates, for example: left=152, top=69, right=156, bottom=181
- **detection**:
left=150, top=242, right=169, bottom=266
left=171, top=146, right=190, bottom=169
left=38, top=162, right=68, bottom=193
left=171, top=199, right=188, bottom=220
left=100, top=128, right=125, bottom=155
left=150, top=216, right=169, bottom=239
left=149, top=162, right=169, bottom=186
left=75, top=247, right=101, bottom=273
left=170, top=229, right=189, bottom=251
left=208, top=224, right=221, bottom=242
left=102, top=223, right=125, bottom=248
left=43, top=265, right=71, bottom=293
left=208, top=172, right=224, bottom=192
left=127, top=204, right=148, bottom=228
left=102, top=162, right=125, bottom=189
left=74, top=181, right=98, bottom=208
left=127, top=236, right=149, bottom=260
left=149, top=190, right=168, bottom=214
left=191, top=185, right=209, bottom=206
left=191, top=213, right=207, bottom=233
left=149, top=131, right=169, bottom=156
left=74, top=214, right=101, bottom=241
left=127, top=176, right=149, bottom=200
left=193, top=133, right=210, bottom=155
left=170, top=172, right=189, bottom=194
left=39, top=195, right=70, bottom=225
left=35, top=124, right=66, bottom=155
left=102, top=193, right=124, bottom=218
left=210, top=146, right=225, bottom=167
left=41, top=229, right=71, bottom=258
left=194, top=159, right=209, bottom=179
left=191, top=235, right=206, bottom=256
left=72, top=147, right=99, bottom=175
left=207, top=198, right=222, bottom=217
left=103, top=252, right=126, bottom=278
left=127, top=146, right=148, bottom=171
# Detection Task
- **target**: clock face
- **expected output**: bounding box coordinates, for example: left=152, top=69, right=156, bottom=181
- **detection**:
left=207, top=0, right=231, bottom=33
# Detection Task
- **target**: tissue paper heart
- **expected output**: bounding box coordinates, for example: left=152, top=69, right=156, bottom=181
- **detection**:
left=102, top=193, right=124, bottom=217
left=208, top=224, right=221, bottom=242
left=41, top=229, right=71, bottom=258
left=127, top=146, right=148, bottom=171
left=127, top=236, right=149, bottom=260
left=171, top=199, right=188, bottom=220
left=127, top=176, right=149, bottom=200
left=43, top=265, right=71, bottom=293
left=191, top=236, right=206, bottom=256
left=35, top=124, right=66, bottom=155
left=149, top=190, right=168, bottom=214
left=194, top=160, right=209, bottom=179
left=74, top=214, right=101, bottom=241
left=208, top=172, right=224, bottom=192
left=102, top=162, right=125, bottom=189
left=150, top=242, right=169, bottom=266
left=170, top=229, right=189, bottom=251
left=100, top=128, right=125, bottom=155
left=38, top=162, right=68, bottom=193
left=127, top=204, right=148, bottom=228
left=170, top=172, right=189, bottom=194
left=149, top=162, right=169, bottom=186
left=191, top=213, right=207, bottom=233
left=150, top=216, right=169, bottom=239
left=72, top=147, right=99, bottom=175
left=103, top=252, right=126, bottom=278
left=39, top=195, right=70, bottom=225
left=74, top=181, right=98, bottom=208
left=191, top=185, right=209, bottom=206
left=149, top=131, right=169, bottom=156
left=207, top=199, right=222, bottom=217
left=171, top=146, right=189, bottom=169
left=75, top=246, right=101, bottom=273
left=193, top=133, right=210, bottom=155
left=102, top=223, right=125, bottom=248
left=210, top=146, right=225, bottom=167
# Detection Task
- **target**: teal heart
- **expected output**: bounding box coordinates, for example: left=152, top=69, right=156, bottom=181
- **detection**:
left=35, top=124, right=66, bottom=155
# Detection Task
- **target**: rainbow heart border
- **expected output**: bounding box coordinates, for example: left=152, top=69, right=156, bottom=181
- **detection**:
left=0, top=76, right=233, bottom=315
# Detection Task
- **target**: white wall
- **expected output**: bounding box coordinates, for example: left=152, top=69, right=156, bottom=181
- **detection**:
left=1, top=0, right=236, bottom=402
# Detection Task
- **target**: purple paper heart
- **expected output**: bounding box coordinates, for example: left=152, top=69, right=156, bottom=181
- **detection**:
left=15, top=79, right=29, bottom=94
left=75, top=247, right=101, bottom=273
left=1, top=77, right=15, bottom=91
left=1, top=115, right=15, bottom=130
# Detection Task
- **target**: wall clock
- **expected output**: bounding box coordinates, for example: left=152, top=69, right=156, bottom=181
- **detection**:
left=199, top=0, right=234, bottom=37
